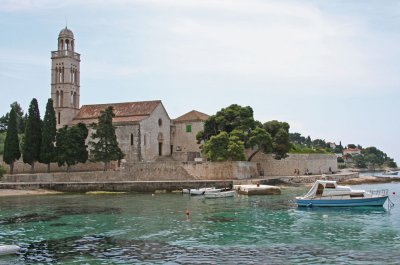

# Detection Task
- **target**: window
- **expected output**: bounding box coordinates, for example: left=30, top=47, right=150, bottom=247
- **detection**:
left=130, top=134, right=134, bottom=146
left=58, top=112, right=61, bottom=125
left=325, top=183, right=336, bottom=189
left=186, top=124, right=192, bottom=133
left=158, top=118, right=162, bottom=127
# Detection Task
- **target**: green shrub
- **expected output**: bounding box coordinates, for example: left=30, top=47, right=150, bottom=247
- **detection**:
left=289, top=144, right=333, bottom=154
left=0, top=165, right=6, bottom=178
left=0, top=132, right=5, bottom=155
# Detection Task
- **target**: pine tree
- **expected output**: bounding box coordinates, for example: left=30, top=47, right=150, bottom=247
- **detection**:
left=3, top=108, right=21, bottom=174
left=40, top=98, right=57, bottom=172
left=22, top=98, right=42, bottom=172
left=89, top=106, right=124, bottom=170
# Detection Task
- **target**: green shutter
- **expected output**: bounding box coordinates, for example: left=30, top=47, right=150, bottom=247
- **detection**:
left=186, top=124, right=192, bottom=133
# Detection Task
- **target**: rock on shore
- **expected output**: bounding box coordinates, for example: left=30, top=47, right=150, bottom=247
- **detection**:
left=339, top=176, right=400, bottom=185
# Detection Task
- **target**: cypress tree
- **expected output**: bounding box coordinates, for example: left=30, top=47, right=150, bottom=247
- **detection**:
left=89, top=106, right=124, bottom=170
left=22, top=98, right=42, bottom=172
left=40, top=98, right=57, bottom=172
left=55, top=123, right=88, bottom=172
left=3, top=108, right=21, bottom=174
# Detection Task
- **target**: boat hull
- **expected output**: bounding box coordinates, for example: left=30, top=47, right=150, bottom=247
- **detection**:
left=205, top=190, right=236, bottom=198
left=296, top=196, right=388, bottom=207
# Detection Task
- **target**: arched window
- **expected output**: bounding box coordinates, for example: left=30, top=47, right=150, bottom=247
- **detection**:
left=73, top=92, right=77, bottom=108
left=58, top=69, right=62, bottom=83
left=56, top=91, right=60, bottom=107
left=71, top=40, right=74, bottom=51
left=60, top=90, right=64, bottom=107
left=131, top=134, right=134, bottom=146
left=58, top=112, right=61, bottom=125
left=60, top=40, right=64, bottom=50
left=62, top=67, right=65, bottom=83
left=70, top=91, right=74, bottom=105
left=65, top=39, right=69, bottom=50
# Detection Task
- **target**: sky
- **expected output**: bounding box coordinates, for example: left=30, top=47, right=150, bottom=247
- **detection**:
left=0, top=0, right=399, bottom=163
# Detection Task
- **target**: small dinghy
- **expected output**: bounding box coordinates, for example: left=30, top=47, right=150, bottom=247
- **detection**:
left=204, top=189, right=236, bottom=198
left=0, top=245, right=20, bottom=255
left=182, top=187, right=223, bottom=196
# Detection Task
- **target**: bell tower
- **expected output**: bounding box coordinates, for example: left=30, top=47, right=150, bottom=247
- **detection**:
left=51, top=27, right=80, bottom=128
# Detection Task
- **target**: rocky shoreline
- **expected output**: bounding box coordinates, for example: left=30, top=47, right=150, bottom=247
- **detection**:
left=0, top=176, right=400, bottom=197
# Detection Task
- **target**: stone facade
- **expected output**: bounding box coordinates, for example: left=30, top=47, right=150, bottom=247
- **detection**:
left=171, top=110, right=209, bottom=156
left=51, top=27, right=80, bottom=129
left=140, top=104, right=171, bottom=161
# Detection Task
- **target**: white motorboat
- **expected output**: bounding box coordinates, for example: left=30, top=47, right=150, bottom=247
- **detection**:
left=204, top=189, right=236, bottom=198
left=382, top=170, right=398, bottom=176
left=296, top=180, right=388, bottom=207
left=182, top=187, right=223, bottom=196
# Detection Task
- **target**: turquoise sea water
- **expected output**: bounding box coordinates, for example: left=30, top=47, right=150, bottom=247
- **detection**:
left=1, top=183, right=400, bottom=264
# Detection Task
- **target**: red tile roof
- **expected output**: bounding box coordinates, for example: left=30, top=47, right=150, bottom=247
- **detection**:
left=174, top=110, right=209, bottom=123
left=72, top=100, right=161, bottom=125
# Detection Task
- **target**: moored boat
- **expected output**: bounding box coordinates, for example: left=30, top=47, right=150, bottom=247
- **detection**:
left=382, top=170, right=398, bottom=176
left=204, top=190, right=236, bottom=198
left=182, top=187, right=223, bottom=196
left=296, top=180, right=388, bottom=207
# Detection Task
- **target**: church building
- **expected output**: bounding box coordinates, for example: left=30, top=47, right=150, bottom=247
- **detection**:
left=51, top=27, right=207, bottom=162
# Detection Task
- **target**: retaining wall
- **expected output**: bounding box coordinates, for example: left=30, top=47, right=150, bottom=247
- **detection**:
left=252, top=153, right=338, bottom=176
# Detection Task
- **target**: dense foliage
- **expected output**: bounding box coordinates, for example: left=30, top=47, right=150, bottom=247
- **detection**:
left=40, top=99, right=57, bottom=172
left=264, top=120, right=291, bottom=159
left=289, top=133, right=344, bottom=154
left=197, top=104, right=291, bottom=161
left=0, top=132, right=5, bottom=155
left=3, top=108, right=21, bottom=174
left=89, top=106, right=124, bottom=170
left=0, top=102, right=27, bottom=134
left=22, top=98, right=42, bottom=172
left=352, top=146, right=397, bottom=169
left=0, top=165, right=5, bottom=178
left=56, top=123, right=89, bottom=171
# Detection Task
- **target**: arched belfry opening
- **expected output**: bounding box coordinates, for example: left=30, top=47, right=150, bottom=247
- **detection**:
left=51, top=26, right=80, bottom=128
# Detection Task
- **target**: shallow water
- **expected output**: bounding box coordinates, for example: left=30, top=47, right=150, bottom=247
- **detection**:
left=1, top=183, right=400, bottom=264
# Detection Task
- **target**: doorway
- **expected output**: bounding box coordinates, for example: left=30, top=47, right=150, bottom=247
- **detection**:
left=158, top=142, right=162, bottom=156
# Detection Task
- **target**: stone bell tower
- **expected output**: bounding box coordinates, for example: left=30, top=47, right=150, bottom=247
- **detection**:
left=51, top=27, right=81, bottom=128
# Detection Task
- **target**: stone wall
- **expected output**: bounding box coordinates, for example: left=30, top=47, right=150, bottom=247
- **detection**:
left=252, top=153, right=338, bottom=176
left=182, top=161, right=259, bottom=180
left=0, top=155, right=106, bottom=174
left=114, top=124, right=140, bottom=162
left=3, top=161, right=259, bottom=183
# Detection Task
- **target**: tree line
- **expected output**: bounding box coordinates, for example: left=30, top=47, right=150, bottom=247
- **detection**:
left=196, top=104, right=397, bottom=168
left=2, top=99, right=124, bottom=174
left=196, top=104, right=291, bottom=162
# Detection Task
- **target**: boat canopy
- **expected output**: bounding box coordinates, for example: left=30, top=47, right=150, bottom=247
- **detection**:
left=302, top=180, right=363, bottom=199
